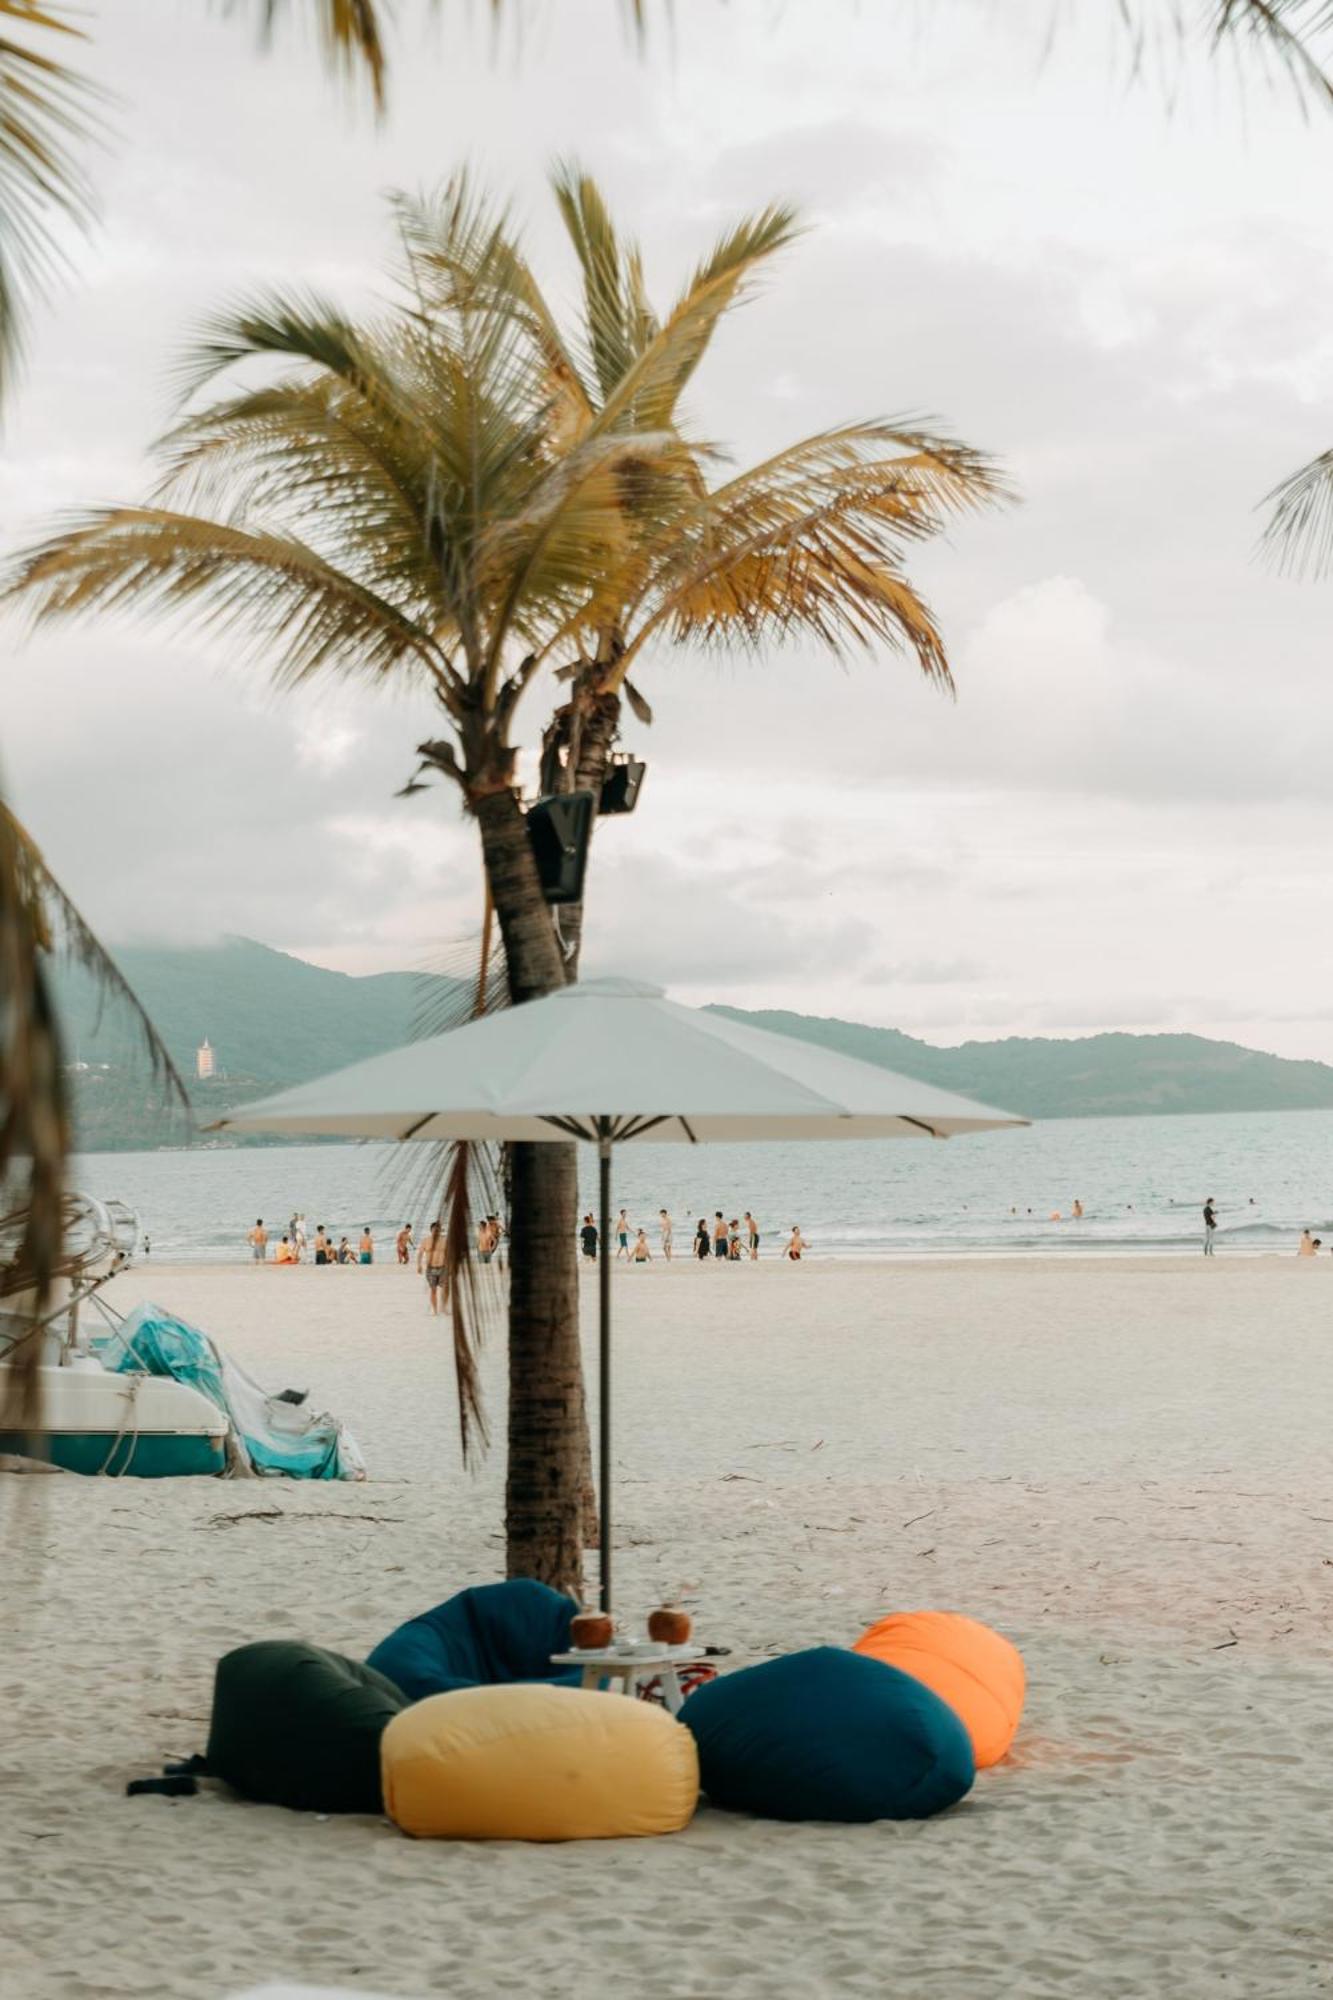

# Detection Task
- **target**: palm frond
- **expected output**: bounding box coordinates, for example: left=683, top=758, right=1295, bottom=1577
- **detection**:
left=477, top=427, right=688, bottom=679
left=1, top=505, right=457, bottom=693
left=393, top=179, right=596, bottom=441
left=0, top=791, right=66, bottom=1422
left=0, top=798, right=187, bottom=1435
left=646, top=201, right=802, bottom=420
left=607, top=421, right=1009, bottom=688
left=1205, top=0, right=1333, bottom=102
left=389, top=916, right=510, bottom=1463
left=1258, top=446, right=1333, bottom=576
left=0, top=0, right=99, bottom=403
left=2, top=801, right=190, bottom=1117
left=237, top=0, right=391, bottom=110
left=554, top=165, right=801, bottom=438
left=551, top=163, right=639, bottom=404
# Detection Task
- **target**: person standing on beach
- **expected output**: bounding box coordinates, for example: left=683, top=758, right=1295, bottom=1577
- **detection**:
left=785, top=1225, right=807, bottom=1261
left=417, top=1219, right=447, bottom=1315
left=313, top=1225, right=330, bottom=1266
left=396, top=1223, right=413, bottom=1264
left=712, top=1211, right=729, bottom=1259
left=615, top=1209, right=631, bottom=1260
left=659, top=1208, right=673, bottom=1260
left=359, top=1226, right=374, bottom=1265
left=694, top=1218, right=710, bottom=1261
left=1298, top=1229, right=1317, bottom=1258
left=580, top=1214, right=599, bottom=1260
left=247, top=1219, right=268, bottom=1262
left=1203, top=1198, right=1218, bottom=1256
left=744, top=1211, right=760, bottom=1260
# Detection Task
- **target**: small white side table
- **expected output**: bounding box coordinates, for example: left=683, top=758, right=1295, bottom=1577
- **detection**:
left=550, top=1644, right=708, bottom=1716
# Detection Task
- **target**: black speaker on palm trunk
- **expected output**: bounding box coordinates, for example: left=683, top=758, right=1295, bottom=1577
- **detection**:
left=526, top=790, right=595, bottom=904
left=599, top=755, right=647, bottom=816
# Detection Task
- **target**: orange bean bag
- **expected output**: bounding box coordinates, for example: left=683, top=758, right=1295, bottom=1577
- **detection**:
left=851, top=1611, right=1024, bottom=1768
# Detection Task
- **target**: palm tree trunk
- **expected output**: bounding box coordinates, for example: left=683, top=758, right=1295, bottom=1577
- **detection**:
left=472, top=786, right=586, bottom=1597
left=537, top=685, right=622, bottom=1541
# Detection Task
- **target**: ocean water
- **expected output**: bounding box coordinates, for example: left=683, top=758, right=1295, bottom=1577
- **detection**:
left=74, top=1106, right=1333, bottom=1261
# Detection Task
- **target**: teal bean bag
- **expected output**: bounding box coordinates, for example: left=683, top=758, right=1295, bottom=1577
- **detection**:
left=205, top=1640, right=409, bottom=1813
left=366, top=1579, right=581, bottom=1702
left=680, top=1645, right=974, bottom=1822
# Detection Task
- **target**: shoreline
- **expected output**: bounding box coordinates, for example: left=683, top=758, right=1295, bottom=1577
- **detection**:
left=129, top=1247, right=1332, bottom=1273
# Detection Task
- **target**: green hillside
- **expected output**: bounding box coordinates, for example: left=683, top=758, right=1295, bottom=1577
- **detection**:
left=710, top=1008, right=1333, bottom=1121
left=51, top=940, right=1333, bottom=1149
left=55, top=937, right=460, bottom=1149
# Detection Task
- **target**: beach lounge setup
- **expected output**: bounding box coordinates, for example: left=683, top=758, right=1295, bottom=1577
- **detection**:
left=145, top=1578, right=1024, bottom=1835
left=174, top=983, right=1031, bottom=1833
left=212, top=975, right=1026, bottom=1606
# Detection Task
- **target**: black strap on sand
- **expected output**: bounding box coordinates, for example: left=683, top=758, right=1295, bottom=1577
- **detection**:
left=125, top=1754, right=211, bottom=1798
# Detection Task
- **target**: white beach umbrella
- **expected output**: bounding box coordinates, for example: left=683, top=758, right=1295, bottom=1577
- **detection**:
left=214, top=978, right=1027, bottom=1606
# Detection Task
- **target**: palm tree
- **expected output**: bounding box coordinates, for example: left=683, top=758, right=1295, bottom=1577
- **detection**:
left=2, top=173, right=1004, bottom=1587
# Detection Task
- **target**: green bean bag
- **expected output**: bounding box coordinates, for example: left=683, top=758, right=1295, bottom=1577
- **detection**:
left=205, top=1640, right=409, bottom=1814
left=680, top=1645, right=975, bottom=1822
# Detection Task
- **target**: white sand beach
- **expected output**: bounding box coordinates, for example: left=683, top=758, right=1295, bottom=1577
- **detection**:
left=5, top=1255, right=1333, bottom=2000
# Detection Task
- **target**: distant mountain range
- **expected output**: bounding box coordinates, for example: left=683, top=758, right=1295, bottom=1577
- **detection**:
left=52, top=936, right=1333, bottom=1149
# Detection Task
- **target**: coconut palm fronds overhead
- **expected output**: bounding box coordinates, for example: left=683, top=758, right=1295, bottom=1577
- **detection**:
left=1259, top=448, right=1333, bottom=578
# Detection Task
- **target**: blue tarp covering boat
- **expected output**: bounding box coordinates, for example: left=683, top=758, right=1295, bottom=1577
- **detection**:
left=96, top=1303, right=365, bottom=1481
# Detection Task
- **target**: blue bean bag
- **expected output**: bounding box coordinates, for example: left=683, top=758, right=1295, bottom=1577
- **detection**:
left=680, top=1645, right=974, bottom=1822
left=366, top=1579, right=582, bottom=1702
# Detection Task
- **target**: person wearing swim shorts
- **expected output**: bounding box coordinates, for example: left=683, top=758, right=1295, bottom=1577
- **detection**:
left=417, top=1220, right=447, bottom=1315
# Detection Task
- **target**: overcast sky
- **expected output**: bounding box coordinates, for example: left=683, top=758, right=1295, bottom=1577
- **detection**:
left=4, top=1, right=1332, bottom=1059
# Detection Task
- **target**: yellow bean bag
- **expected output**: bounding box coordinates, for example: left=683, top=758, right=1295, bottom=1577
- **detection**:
left=381, top=1684, right=700, bottom=1841
left=852, top=1611, right=1025, bottom=1768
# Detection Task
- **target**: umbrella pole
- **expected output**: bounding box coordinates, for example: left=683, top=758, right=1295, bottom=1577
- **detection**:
left=597, top=1129, right=613, bottom=1614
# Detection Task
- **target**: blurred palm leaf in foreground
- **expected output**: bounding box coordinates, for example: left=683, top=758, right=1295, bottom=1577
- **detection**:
left=0, top=802, right=188, bottom=1428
